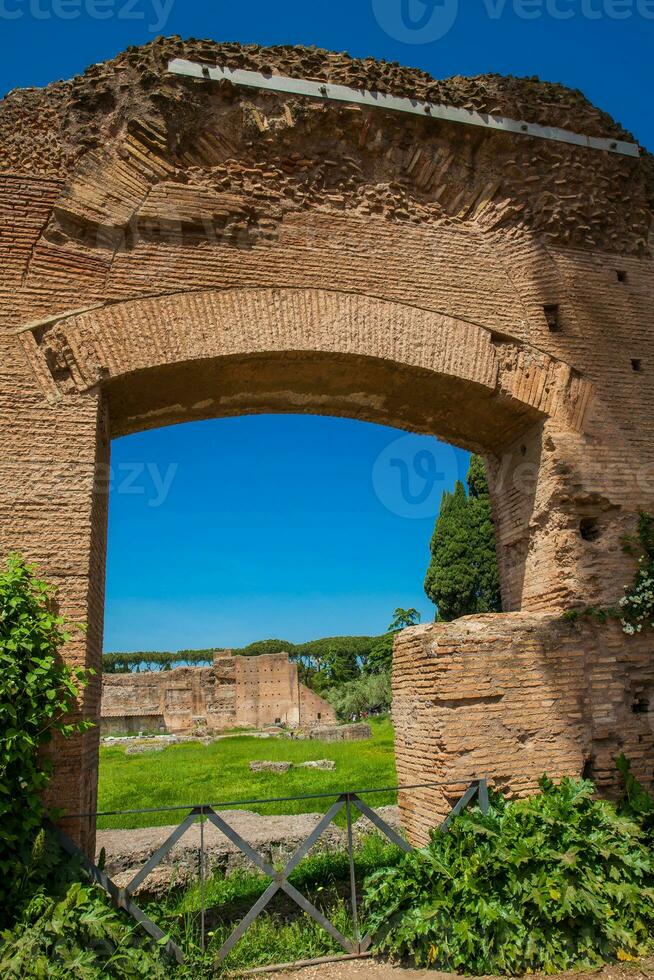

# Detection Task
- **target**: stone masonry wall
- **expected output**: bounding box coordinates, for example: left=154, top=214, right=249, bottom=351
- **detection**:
left=101, top=652, right=335, bottom=734
left=0, top=39, right=652, bottom=852
left=393, top=616, right=654, bottom=845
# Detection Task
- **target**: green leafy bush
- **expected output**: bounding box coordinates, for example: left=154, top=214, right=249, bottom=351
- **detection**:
left=617, top=753, right=654, bottom=845
left=364, top=776, right=654, bottom=974
left=0, top=555, right=90, bottom=926
left=0, top=878, right=168, bottom=979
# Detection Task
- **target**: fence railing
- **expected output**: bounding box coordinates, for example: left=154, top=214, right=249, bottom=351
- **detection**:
left=53, top=778, right=490, bottom=970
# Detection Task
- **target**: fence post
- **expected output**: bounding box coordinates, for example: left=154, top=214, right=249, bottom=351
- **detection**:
left=199, top=807, right=206, bottom=952
left=478, top=778, right=489, bottom=815
left=345, top=794, right=360, bottom=949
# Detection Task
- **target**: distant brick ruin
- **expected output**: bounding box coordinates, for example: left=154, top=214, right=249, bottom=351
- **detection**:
left=1, top=38, right=653, bottom=853
left=101, top=652, right=335, bottom=736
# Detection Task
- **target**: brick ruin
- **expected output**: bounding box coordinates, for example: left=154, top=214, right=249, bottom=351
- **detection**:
left=0, top=38, right=653, bottom=851
left=101, top=651, right=335, bottom=735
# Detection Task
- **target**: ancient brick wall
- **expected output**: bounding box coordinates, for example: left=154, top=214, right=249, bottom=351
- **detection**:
left=101, top=652, right=335, bottom=734
left=0, top=38, right=652, bottom=852
left=393, top=616, right=654, bottom=845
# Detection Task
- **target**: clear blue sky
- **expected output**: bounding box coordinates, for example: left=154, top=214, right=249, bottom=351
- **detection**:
left=2, top=1, right=651, bottom=651
left=106, top=418, right=468, bottom=650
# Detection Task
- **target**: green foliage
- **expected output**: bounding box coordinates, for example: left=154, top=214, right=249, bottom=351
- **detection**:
left=565, top=512, right=654, bottom=634
left=366, top=632, right=394, bottom=675
left=616, top=754, right=654, bottom=845
left=388, top=608, right=420, bottom=631
left=173, top=834, right=403, bottom=917
left=177, top=904, right=353, bottom=976
left=364, top=608, right=420, bottom=676
left=364, top=775, right=654, bottom=974
left=153, top=836, right=404, bottom=975
left=0, top=879, right=168, bottom=979
left=102, top=650, right=215, bottom=673
left=0, top=554, right=90, bottom=927
left=424, top=456, right=502, bottom=621
left=324, top=672, right=392, bottom=721
left=618, top=511, right=654, bottom=634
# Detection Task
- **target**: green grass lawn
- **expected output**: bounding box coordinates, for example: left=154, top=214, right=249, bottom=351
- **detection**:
left=97, top=718, right=397, bottom=829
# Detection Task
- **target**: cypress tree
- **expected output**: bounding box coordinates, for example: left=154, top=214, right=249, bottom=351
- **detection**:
left=466, top=455, right=502, bottom=614
left=424, top=456, right=502, bottom=620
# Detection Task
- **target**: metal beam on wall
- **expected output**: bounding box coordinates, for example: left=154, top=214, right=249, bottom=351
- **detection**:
left=167, top=58, right=640, bottom=159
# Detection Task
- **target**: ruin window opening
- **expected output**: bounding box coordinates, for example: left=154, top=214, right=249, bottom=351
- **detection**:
left=580, top=518, right=601, bottom=542
left=543, top=304, right=561, bottom=332
left=632, top=358, right=643, bottom=372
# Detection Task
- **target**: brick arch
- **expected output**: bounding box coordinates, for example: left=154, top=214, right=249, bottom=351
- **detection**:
left=23, top=286, right=591, bottom=449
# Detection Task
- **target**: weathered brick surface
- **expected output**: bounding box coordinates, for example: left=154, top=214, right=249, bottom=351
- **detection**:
left=393, top=616, right=654, bottom=845
left=0, top=40, right=652, bottom=853
left=101, top=652, right=334, bottom=734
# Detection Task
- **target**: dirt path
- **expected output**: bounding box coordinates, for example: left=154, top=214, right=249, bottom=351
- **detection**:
left=265, top=957, right=654, bottom=980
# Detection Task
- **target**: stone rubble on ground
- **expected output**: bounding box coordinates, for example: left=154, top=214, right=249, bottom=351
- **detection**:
left=249, top=759, right=336, bottom=773
left=310, top=723, right=372, bottom=742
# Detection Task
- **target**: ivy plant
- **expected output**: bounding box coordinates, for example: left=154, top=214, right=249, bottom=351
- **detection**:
left=565, top=511, right=654, bottom=635
left=0, top=554, right=91, bottom=925
left=617, top=511, right=654, bottom=634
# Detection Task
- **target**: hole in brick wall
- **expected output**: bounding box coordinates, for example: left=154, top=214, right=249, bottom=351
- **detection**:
left=580, top=518, right=601, bottom=542
left=543, top=304, right=561, bottom=332
left=632, top=358, right=642, bottom=372
left=632, top=698, right=650, bottom=715
left=616, top=270, right=628, bottom=283
left=582, top=758, right=595, bottom=780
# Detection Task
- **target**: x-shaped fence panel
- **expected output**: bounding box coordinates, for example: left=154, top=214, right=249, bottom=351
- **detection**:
left=54, top=778, right=489, bottom=969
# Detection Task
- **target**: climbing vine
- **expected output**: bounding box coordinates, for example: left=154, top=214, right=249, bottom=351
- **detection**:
left=618, top=512, right=654, bottom=634
left=565, top=511, right=654, bottom=635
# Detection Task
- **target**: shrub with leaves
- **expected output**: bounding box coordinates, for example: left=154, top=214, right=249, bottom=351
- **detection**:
left=0, top=878, right=169, bottom=979
left=364, top=776, right=654, bottom=974
left=0, top=554, right=90, bottom=925
left=617, top=753, right=654, bottom=845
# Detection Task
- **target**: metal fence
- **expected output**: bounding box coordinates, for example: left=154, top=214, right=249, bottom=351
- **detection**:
left=53, top=778, right=489, bottom=971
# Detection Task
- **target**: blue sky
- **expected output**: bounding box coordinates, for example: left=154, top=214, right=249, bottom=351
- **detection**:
left=106, top=418, right=469, bottom=650
left=2, top=1, right=651, bottom=650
